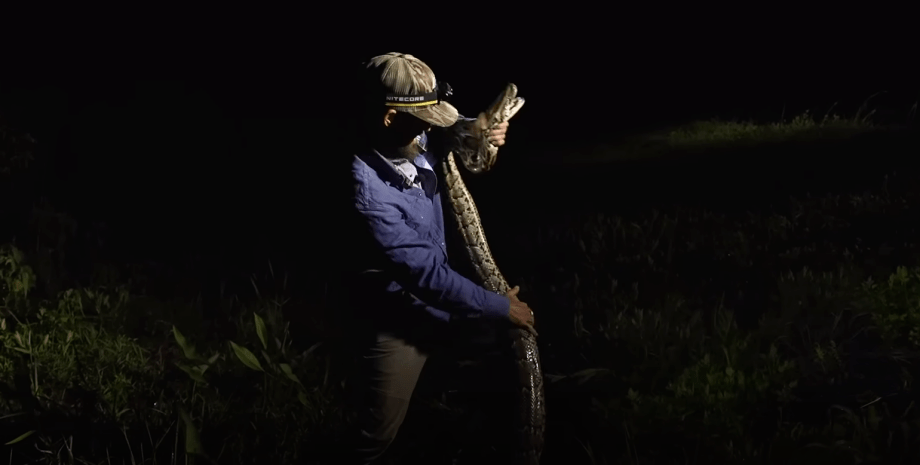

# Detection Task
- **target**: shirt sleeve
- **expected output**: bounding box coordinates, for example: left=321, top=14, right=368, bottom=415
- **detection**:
left=354, top=175, right=510, bottom=320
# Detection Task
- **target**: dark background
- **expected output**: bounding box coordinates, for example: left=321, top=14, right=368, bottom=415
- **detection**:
left=1, top=11, right=917, bottom=288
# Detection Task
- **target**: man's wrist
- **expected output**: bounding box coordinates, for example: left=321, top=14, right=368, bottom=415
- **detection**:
left=481, top=292, right=511, bottom=320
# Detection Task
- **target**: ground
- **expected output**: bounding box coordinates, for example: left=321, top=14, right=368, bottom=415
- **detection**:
left=2, top=112, right=920, bottom=464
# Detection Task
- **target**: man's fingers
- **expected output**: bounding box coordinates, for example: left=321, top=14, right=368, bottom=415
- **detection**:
left=523, top=323, right=538, bottom=337
left=507, top=285, right=520, bottom=296
left=510, top=310, right=537, bottom=336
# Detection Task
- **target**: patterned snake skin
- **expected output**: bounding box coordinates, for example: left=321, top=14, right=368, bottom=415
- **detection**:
left=439, top=84, right=545, bottom=464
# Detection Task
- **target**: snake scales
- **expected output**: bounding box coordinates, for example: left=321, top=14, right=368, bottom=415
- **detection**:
left=437, top=84, right=545, bottom=464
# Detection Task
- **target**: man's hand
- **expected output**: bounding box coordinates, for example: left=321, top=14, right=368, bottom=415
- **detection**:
left=488, top=121, right=509, bottom=147
left=506, top=285, right=537, bottom=336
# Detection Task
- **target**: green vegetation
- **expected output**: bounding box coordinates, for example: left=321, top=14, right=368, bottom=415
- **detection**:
left=0, top=244, right=345, bottom=464
left=2, top=113, right=920, bottom=464
left=511, top=193, right=920, bottom=464
left=556, top=106, right=881, bottom=163
left=664, top=110, right=872, bottom=146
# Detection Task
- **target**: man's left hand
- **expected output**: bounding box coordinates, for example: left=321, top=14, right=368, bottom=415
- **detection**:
left=488, top=121, right=509, bottom=147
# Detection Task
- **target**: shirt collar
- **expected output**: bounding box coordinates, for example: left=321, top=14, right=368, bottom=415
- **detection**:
left=358, top=132, right=434, bottom=190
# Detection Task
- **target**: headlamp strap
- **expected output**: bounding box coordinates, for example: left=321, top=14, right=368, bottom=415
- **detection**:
left=385, top=90, right=439, bottom=107
left=385, top=82, right=452, bottom=107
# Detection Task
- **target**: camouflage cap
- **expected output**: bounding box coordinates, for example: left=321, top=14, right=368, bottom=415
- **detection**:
left=363, top=52, right=459, bottom=127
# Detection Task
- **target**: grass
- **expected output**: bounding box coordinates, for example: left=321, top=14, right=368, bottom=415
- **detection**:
left=2, top=110, right=920, bottom=464
left=546, top=99, right=889, bottom=164
left=509, top=195, right=920, bottom=464
left=0, top=244, right=346, bottom=464
left=665, top=111, right=869, bottom=145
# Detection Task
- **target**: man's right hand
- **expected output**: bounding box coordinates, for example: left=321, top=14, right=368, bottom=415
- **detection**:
left=506, top=286, right=537, bottom=336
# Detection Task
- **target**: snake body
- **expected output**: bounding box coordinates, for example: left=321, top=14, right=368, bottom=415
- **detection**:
left=438, top=84, right=545, bottom=464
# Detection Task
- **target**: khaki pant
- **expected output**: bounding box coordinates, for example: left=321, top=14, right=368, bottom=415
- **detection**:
left=340, top=312, right=509, bottom=465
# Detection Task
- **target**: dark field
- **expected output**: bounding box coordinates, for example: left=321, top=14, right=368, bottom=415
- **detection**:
left=3, top=113, right=920, bottom=464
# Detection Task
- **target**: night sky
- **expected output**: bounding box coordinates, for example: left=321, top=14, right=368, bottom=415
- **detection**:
left=2, top=12, right=917, bottom=274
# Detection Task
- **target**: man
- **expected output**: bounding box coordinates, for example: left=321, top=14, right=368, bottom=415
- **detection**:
left=342, top=52, right=536, bottom=464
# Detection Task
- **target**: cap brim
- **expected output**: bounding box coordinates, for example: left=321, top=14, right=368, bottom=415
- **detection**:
left=399, top=101, right=459, bottom=127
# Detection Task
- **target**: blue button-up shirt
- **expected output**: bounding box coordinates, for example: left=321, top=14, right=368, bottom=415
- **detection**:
left=349, top=131, right=511, bottom=323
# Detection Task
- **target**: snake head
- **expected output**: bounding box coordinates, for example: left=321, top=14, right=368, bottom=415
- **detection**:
left=439, top=83, right=525, bottom=174
left=485, top=83, right=525, bottom=127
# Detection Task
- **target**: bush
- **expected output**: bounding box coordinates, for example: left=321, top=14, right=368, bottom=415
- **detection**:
left=0, top=245, right=344, bottom=464
left=861, top=266, right=920, bottom=349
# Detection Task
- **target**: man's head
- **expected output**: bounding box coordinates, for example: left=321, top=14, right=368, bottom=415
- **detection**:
left=360, top=53, right=459, bottom=151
